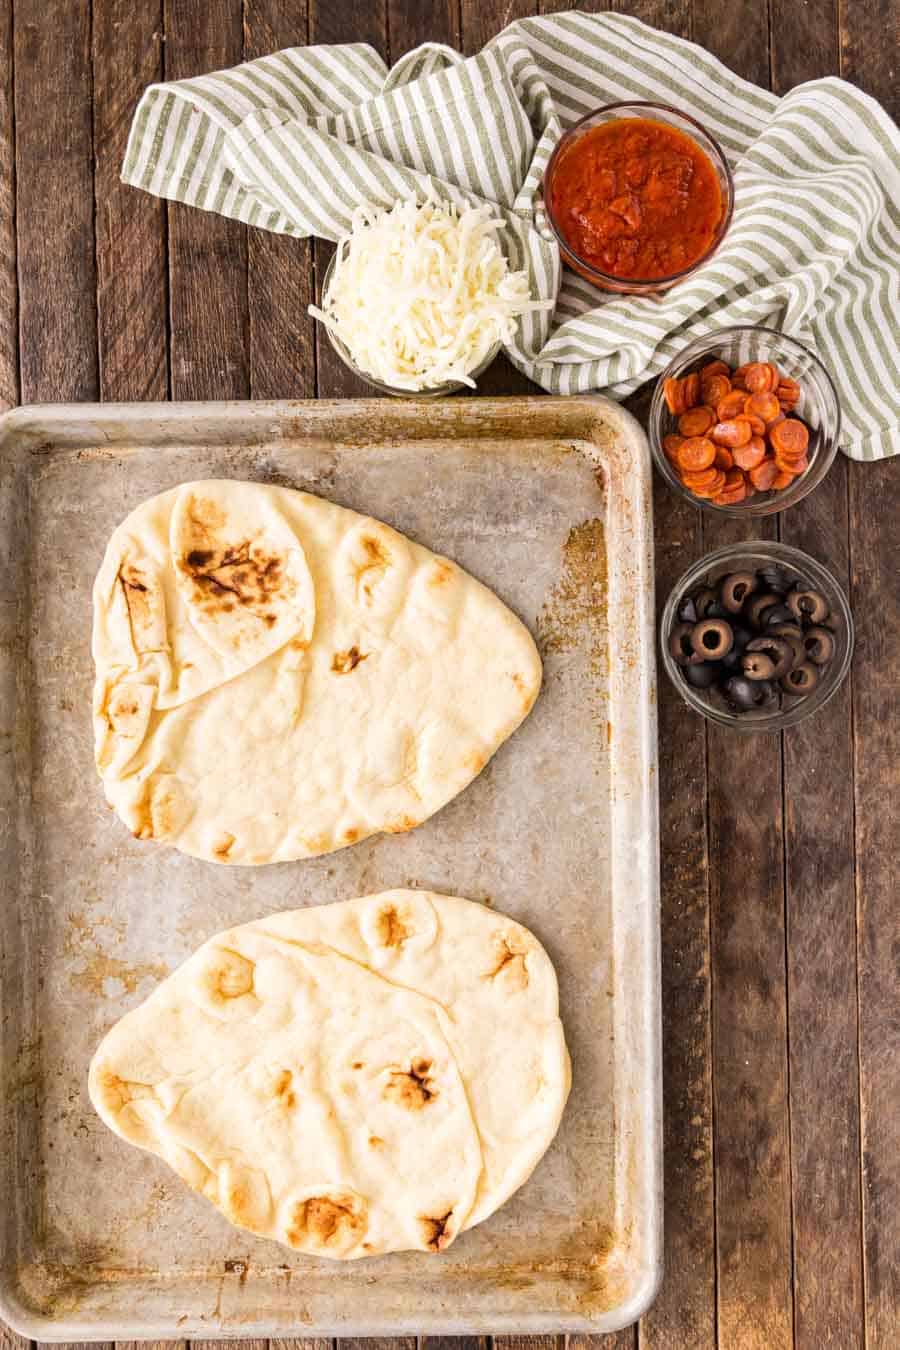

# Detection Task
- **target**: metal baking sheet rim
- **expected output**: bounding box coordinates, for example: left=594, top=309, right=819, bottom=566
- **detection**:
left=0, top=397, right=662, bottom=1340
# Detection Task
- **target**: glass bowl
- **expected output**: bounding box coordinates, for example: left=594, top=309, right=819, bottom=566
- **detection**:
left=649, top=326, right=841, bottom=517
left=660, top=541, right=853, bottom=732
left=539, top=101, right=734, bottom=295
left=318, top=253, right=502, bottom=399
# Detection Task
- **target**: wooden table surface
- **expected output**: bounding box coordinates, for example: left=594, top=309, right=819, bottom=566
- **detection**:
left=1, top=1, right=897, bottom=1348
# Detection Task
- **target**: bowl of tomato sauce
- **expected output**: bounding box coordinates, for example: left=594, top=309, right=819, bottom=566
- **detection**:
left=541, top=102, right=734, bottom=294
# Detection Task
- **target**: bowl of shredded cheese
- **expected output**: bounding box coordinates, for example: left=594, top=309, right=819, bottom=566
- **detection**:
left=309, top=194, right=548, bottom=397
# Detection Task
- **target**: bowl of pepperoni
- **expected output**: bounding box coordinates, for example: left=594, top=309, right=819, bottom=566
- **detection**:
left=541, top=101, right=734, bottom=294
left=649, top=326, right=842, bottom=515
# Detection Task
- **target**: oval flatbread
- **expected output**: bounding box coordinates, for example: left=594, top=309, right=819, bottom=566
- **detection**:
left=89, top=891, right=571, bottom=1258
left=92, top=480, right=542, bottom=864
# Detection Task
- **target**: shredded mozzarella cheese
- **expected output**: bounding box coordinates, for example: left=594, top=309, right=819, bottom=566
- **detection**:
left=309, top=195, right=549, bottom=391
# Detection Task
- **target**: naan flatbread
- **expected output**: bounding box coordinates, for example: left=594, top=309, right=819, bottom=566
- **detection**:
left=93, top=481, right=542, bottom=864
left=89, top=891, right=571, bottom=1258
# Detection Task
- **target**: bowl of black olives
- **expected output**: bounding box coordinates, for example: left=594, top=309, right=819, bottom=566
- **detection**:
left=661, top=542, right=853, bottom=730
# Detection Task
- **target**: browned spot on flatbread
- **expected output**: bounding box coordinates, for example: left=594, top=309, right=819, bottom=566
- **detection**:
left=384, top=1057, right=437, bottom=1110
left=271, top=1069, right=296, bottom=1109
left=375, top=904, right=409, bottom=948
left=369, top=1135, right=384, bottom=1149
left=343, top=827, right=361, bottom=844
left=212, top=833, right=235, bottom=861
left=428, top=561, right=454, bottom=587
left=285, top=1194, right=367, bottom=1251
left=511, top=671, right=534, bottom=711
left=331, top=646, right=368, bottom=674
left=179, top=540, right=293, bottom=617
left=118, top=562, right=161, bottom=652
left=384, top=814, right=419, bottom=835
left=420, top=1209, right=454, bottom=1252
left=485, top=930, right=530, bottom=991
left=464, top=749, right=486, bottom=773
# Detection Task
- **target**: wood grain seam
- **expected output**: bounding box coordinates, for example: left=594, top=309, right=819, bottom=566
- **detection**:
left=4, top=0, right=19, bottom=406
left=846, top=463, right=871, bottom=1344
left=698, top=511, right=720, bottom=1350
left=160, top=0, right=172, bottom=398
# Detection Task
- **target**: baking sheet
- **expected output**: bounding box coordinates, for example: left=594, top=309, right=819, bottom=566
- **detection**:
left=0, top=397, right=661, bottom=1339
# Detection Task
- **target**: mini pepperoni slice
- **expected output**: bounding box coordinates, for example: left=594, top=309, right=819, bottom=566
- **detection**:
left=683, top=372, right=701, bottom=408
left=678, top=405, right=716, bottom=437
left=732, top=437, right=767, bottom=471
left=743, top=362, right=771, bottom=393
left=701, top=373, right=732, bottom=406
left=769, top=417, right=809, bottom=456
left=723, top=466, right=745, bottom=490
left=690, top=472, right=727, bottom=499
left=716, top=389, right=746, bottom=420
left=713, top=483, right=748, bottom=505
left=744, top=391, right=781, bottom=423
left=662, top=433, right=684, bottom=463
left=711, top=419, right=752, bottom=448
left=777, top=377, right=800, bottom=401
left=701, top=359, right=730, bottom=380
left=714, top=445, right=734, bottom=470
left=735, top=412, right=766, bottom=436
left=774, top=452, right=809, bottom=476
left=681, top=469, right=719, bottom=491
left=771, top=470, right=795, bottom=489
left=731, top=365, right=751, bottom=390
left=749, top=457, right=779, bottom=491
left=677, top=436, right=716, bottom=472
left=663, top=377, right=685, bottom=415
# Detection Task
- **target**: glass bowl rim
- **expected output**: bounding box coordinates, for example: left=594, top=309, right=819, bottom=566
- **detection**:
left=318, top=251, right=502, bottom=399
left=660, top=540, right=854, bottom=732
left=542, top=99, right=736, bottom=290
left=648, top=325, right=842, bottom=518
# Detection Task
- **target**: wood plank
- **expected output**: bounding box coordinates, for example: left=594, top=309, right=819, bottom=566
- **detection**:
left=496, top=1337, right=564, bottom=1350
left=849, top=451, right=900, bottom=1350
left=609, top=2, right=719, bottom=1342
left=389, top=0, right=460, bottom=56
left=460, top=0, right=536, bottom=398
left=165, top=0, right=249, bottom=401
left=620, top=183, right=717, bottom=1350
left=841, top=7, right=900, bottom=1333
left=243, top=0, right=316, bottom=399
left=93, top=0, right=168, bottom=401
left=692, top=19, right=793, bottom=1350
left=308, top=0, right=386, bottom=398
left=780, top=461, right=863, bottom=1350
left=0, top=0, right=17, bottom=410
left=768, top=9, right=865, bottom=1348
left=14, top=0, right=98, bottom=403
left=839, top=0, right=899, bottom=120
left=460, top=0, right=532, bottom=56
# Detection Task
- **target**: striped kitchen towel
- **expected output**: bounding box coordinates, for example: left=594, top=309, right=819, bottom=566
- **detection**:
left=123, top=10, right=899, bottom=459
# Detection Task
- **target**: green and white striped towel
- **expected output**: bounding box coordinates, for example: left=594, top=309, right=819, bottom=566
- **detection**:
left=123, top=10, right=899, bottom=460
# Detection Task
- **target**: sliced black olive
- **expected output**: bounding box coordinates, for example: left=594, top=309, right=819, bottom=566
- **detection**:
left=781, top=662, right=820, bottom=695
left=669, top=622, right=702, bottom=666
left=745, top=592, right=783, bottom=628
left=763, top=603, right=795, bottom=627
left=767, top=622, right=805, bottom=668
left=745, top=635, right=794, bottom=680
left=802, top=625, right=835, bottom=665
left=742, top=650, right=776, bottom=680
left=684, top=661, right=722, bottom=689
left=693, top=586, right=719, bottom=619
left=691, top=618, right=733, bottom=660
left=724, top=675, right=776, bottom=711
left=787, top=588, right=829, bottom=624
left=719, top=571, right=757, bottom=613
left=677, top=595, right=698, bottom=624
left=705, top=601, right=731, bottom=619
left=721, top=624, right=751, bottom=671
left=758, top=563, right=792, bottom=594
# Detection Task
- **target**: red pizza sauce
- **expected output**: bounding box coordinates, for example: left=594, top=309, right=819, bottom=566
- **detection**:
left=548, top=117, right=726, bottom=282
